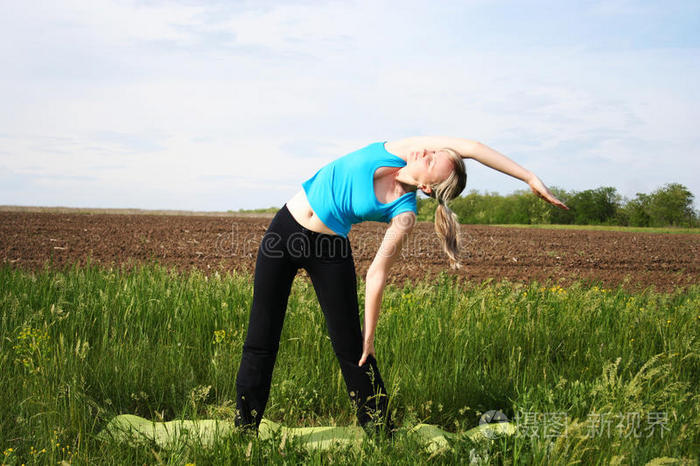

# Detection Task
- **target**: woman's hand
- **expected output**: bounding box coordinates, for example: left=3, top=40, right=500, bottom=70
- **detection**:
left=528, top=175, right=569, bottom=210
left=358, top=337, right=376, bottom=366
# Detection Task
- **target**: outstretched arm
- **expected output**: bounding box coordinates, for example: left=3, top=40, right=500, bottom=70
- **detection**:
left=464, top=142, right=568, bottom=210
left=400, top=136, right=568, bottom=210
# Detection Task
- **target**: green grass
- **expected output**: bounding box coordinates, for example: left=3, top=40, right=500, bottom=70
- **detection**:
left=489, top=224, right=700, bottom=234
left=1, top=263, right=698, bottom=464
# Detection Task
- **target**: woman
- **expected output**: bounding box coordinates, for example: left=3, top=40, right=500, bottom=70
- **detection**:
left=234, top=136, right=567, bottom=435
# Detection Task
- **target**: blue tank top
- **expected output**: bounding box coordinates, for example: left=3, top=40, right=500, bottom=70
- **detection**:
left=301, top=141, right=417, bottom=237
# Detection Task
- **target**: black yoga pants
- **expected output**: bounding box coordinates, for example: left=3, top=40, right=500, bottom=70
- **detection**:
left=234, top=204, right=391, bottom=431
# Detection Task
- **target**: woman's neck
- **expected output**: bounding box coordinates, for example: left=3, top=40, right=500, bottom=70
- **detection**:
left=395, top=167, right=418, bottom=195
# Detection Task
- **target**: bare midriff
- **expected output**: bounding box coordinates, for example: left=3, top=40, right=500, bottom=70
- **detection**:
left=286, top=189, right=339, bottom=236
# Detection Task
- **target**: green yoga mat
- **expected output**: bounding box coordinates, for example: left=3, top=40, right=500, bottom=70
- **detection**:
left=99, top=414, right=517, bottom=452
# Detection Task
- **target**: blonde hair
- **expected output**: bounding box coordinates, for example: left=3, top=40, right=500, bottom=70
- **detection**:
left=426, top=148, right=467, bottom=270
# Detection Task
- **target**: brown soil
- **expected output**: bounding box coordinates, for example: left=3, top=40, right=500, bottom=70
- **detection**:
left=1, top=211, right=698, bottom=292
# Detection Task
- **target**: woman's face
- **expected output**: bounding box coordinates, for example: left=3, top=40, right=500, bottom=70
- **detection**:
left=407, top=149, right=455, bottom=191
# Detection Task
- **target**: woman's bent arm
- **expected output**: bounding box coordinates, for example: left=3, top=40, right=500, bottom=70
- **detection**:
left=401, top=136, right=568, bottom=210
left=399, top=136, right=534, bottom=182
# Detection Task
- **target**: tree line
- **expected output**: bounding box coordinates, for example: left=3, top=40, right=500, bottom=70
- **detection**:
left=417, top=183, right=699, bottom=228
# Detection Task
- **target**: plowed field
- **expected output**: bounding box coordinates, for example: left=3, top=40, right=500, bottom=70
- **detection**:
left=2, top=211, right=698, bottom=291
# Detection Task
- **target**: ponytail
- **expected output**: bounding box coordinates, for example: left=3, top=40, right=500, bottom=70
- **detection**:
left=428, top=148, right=467, bottom=270
left=435, top=200, right=462, bottom=270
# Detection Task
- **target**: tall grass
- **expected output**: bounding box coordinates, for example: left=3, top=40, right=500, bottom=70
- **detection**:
left=1, top=262, right=698, bottom=464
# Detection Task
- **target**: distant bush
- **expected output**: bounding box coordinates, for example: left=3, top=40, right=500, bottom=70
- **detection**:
left=417, top=183, right=699, bottom=227
left=626, top=183, right=697, bottom=227
left=230, top=207, right=279, bottom=214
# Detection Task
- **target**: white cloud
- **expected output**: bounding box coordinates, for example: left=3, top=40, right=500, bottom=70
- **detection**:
left=1, top=0, right=698, bottom=209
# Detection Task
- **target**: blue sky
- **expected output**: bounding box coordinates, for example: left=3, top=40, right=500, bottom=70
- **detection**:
left=1, top=0, right=698, bottom=211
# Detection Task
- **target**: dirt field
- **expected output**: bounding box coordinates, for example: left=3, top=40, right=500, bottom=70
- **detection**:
left=1, top=211, right=698, bottom=291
